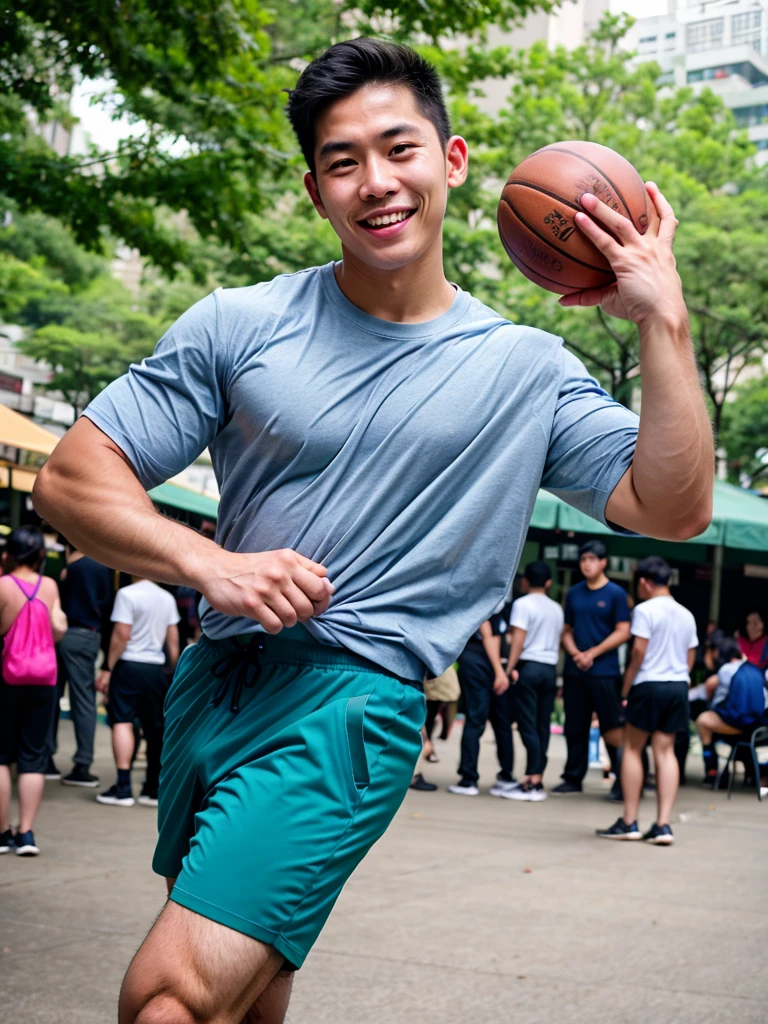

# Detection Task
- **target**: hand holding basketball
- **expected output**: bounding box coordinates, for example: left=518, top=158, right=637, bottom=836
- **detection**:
left=558, top=181, right=685, bottom=326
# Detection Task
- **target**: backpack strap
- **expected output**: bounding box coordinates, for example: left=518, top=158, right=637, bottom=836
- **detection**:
left=8, top=574, right=43, bottom=601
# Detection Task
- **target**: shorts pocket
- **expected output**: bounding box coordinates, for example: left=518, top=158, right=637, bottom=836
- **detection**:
left=344, top=694, right=371, bottom=790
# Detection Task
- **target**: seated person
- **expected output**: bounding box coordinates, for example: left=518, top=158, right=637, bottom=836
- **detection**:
left=695, top=638, right=768, bottom=787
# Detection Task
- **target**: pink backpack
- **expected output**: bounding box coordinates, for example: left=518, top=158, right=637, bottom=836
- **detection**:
left=2, top=575, right=57, bottom=687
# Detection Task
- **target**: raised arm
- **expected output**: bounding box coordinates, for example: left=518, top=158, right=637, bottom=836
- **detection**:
left=34, top=419, right=332, bottom=634
left=560, top=183, right=713, bottom=541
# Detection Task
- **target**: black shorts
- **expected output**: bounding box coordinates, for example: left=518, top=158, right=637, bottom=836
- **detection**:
left=564, top=674, right=624, bottom=733
left=0, top=681, right=57, bottom=773
left=108, top=660, right=167, bottom=728
left=625, top=681, right=689, bottom=735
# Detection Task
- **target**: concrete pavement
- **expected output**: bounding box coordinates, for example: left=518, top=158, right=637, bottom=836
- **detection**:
left=2, top=718, right=766, bottom=1023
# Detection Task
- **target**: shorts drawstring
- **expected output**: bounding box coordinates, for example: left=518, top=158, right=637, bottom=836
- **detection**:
left=209, top=637, right=264, bottom=714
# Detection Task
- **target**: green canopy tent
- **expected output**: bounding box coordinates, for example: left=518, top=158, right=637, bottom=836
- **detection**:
left=149, top=481, right=220, bottom=520
left=534, top=480, right=768, bottom=621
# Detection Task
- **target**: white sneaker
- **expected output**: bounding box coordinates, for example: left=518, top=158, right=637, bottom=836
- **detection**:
left=508, top=784, right=547, bottom=802
left=447, top=782, right=479, bottom=796
left=489, top=780, right=520, bottom=798
left=96, top=785, right=135, bottom=807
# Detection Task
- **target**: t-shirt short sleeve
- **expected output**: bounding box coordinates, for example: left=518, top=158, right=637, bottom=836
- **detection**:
left=510, top=600, right=531, bottom=632
left=541, top=348, right=638, bottom=529
left=83, top=291, right=229, bottom=490
left=612, top=586, right=631, bottom=625
left=165, top=594, right=181, bottom=628
left=631, top=603, right=652, bottom=640
left=688, top=620, right=699, bottom=649
left=111, top=588, right=134, bottom=626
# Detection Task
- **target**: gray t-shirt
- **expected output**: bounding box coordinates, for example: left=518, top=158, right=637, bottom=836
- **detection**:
left=84, top=262, right=638, bottom=680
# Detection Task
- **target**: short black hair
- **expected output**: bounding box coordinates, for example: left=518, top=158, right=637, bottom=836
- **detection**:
left=637, top=555, right=672, bottom=586
left=717, top=637, right=743, bottom=663
left=6, top=526, right=46, bottom=570
left=579, top=540, right=608, bottom=560
left=286, top=38, right=451, bottom=174
left=524, top=560, right=552, bottom=588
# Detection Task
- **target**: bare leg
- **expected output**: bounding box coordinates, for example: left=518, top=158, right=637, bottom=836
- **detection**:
left=696, top=711, right=741, bottom=745
left=113, top=722, right=136, bottom=770
left=621, top=724, right=649, bottom=825
left=651, top=732, right=679, bottom=826
left=18, top=773, right=45, bottom=834
left=119, top=899, right=286, bottom=1024
left=0, top=764, right=11, bottom=831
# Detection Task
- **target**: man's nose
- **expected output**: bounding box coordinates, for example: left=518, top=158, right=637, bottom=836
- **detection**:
left=359, top=156, right=398, bottom=201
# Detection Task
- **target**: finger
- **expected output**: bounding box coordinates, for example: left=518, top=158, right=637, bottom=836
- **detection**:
left=646, top=181, right=678, bottom=242
left=293, top=564, right=335, bottom=605
left=264, top=593, right=299, bottom=631
left=558, top=283, right=616, bottom=308
left=643, top=183, right=661, bottom=236
left=293, top=551, right=328, bottom=577
left=571, top=209, right=623, bottom=264
left=281, top=580, right=316, bottom=622
left=578, top=193, right=634, bottom=244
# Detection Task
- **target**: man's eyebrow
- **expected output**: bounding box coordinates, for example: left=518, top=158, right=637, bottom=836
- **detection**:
left=318, top=123, right=427, bottom=162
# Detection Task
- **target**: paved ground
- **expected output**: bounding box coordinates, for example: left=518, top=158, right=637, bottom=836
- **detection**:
left=2, top=718, right=766, bottom=1023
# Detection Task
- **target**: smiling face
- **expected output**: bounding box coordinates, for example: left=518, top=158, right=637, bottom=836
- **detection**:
left=304, top=84, right=467, bottom=273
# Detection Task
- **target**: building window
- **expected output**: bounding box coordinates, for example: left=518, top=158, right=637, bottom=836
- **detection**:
left=639, top=35, right=658, bottom=43
left=686, top=18, right=725, bottom=52
left=732, top=10, right=762, bottom=48
left=666, top=31, right=676, bottom=39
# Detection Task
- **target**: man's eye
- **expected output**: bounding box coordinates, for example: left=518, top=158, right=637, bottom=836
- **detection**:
left=391, top=144, right=413, bottom=155
left=329, top=158, right=355, bottom=170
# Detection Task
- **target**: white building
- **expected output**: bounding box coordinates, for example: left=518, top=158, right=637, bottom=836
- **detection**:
left=624, top=0, right=768, bottom=161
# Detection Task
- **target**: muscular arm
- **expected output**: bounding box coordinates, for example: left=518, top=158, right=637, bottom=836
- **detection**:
left=34, top=419, right=333, bottom=634
left=604, top=316, right=713, bottom=541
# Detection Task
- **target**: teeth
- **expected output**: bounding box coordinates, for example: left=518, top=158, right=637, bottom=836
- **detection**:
left=365, top=210, right=411, bottom=227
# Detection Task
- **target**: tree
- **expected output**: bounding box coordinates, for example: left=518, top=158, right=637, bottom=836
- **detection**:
left=1, top=0, right=552, bottom=278
left=720, top=376, right=768, bottom=487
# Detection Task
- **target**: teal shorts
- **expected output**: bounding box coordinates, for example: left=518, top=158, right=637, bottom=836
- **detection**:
left=154, top=630, right=425, bottom=969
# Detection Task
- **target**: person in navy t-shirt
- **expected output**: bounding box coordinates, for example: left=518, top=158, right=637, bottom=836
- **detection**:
left=553, top=540, right=631, bottom=796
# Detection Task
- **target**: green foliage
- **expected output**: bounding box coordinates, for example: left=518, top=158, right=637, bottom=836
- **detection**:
left=720, top=376, right=768, bottom=486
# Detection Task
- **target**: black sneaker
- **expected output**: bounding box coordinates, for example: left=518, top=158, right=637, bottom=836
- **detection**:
left=96, top=784, right=135, bottom=807
left=138, top=788, right=159, bottom=807
left=551, top=781, right=583, bottom=795
left=409, top=773, right=438, bottom=792
left=604, top=784, right=624, bottom=802
left=0, top=828, right=15, bottom=854
left=596, top=818, right=641, bottom=840
left=62, top=765, right=100, bottom=788
left=44, top=759, right=61, bottom=781
left=14, top=830, right=39, bottom=856
left=642, top=822, right=674, bottom=846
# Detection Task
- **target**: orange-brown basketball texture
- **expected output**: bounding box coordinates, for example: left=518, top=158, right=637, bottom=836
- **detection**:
left=497, top=141, right=649, bottom=294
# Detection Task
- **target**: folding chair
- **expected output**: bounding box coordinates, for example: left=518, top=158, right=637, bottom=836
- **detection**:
left=717, top=726, right=768, bottom=801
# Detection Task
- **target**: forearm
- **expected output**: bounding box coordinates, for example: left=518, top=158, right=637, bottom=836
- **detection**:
left=480, top=625, right=504, bottom=674
left=617, top=313, right=713, bottom=539
left=34, top=419, right=220, bottom=589
left=590, top=627, right=629, bottom=660
left=107, top=634, right=128, bottom=669
left=561, top=627, right=579, bottom=658
left=507, top=633, right=525, bottom=672
left=623, top=654, right=644, bottom=697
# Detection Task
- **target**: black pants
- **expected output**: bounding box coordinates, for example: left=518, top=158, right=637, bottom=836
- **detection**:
left=0, top=682, right=57, bottom=774
left=108, top=661, right=166, bottom=793
left=510, top=661, right=557, bottom=776
left=50, top=628, right=101, bottom=768
left=457, top=646, right=514, bottom=784
left=562, top=674, right=623, bottom=785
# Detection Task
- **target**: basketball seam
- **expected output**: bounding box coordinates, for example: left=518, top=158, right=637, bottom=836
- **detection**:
left=506, top=180, right=582, bottom=214
left=498, top=234, right=586, bottom=291
left=529, top=147, right=632, bottom=218
left=499, top=197, right=614, bottom=276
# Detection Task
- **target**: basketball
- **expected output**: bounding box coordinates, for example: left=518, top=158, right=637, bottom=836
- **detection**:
left=497, top=141, right=649, bottom=295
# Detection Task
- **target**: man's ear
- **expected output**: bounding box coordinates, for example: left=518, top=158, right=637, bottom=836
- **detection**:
left=304, top=171, right=328, bottom=220
left=446, top=135, right=469, bottom=190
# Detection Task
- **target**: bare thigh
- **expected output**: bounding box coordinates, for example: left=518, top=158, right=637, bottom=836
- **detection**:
left=696, top=710, right=742, bottom=736
left=119, top=886, right=285, bottom=1024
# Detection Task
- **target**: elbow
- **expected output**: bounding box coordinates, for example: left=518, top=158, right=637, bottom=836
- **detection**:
left=32, top=461, right=60, bottom=525
left=668, top=501, right=713, bottom=542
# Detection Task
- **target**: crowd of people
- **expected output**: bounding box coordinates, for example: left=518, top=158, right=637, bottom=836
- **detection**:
left=414, top=541, right=768, bottom=846
left=0, top=528, right=766, bottom=857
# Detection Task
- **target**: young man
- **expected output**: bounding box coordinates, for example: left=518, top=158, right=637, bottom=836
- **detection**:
left=53, top=540, right=114, bottom=787
left=96, top=578, right=180, bottom=807
left=33, top=38, right=712, bottom=1024
left=554, top=540, right=631, bottom=798
left=503, top=561, right=564, bottom=802
left=695, top=637, right=768, bottom=787
left=448, top=616, right=515, bottom=797
left=597, top=556, right=698, bottom=845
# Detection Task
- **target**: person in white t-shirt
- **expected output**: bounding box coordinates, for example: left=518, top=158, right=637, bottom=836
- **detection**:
left=597, top=556, right=698, bottom=846
left=96, top=578, right=180, bottom=808
left=502, top=561, right=564, bottom=802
